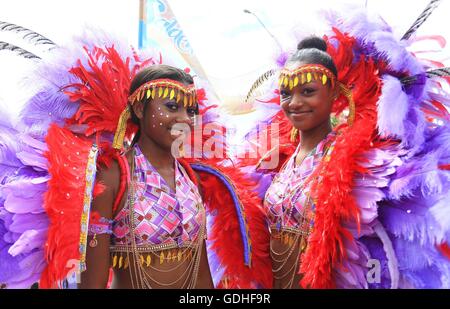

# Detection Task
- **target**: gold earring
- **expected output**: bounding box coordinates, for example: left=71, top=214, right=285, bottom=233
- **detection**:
left=290, top=127, right=299, bottom=142
left=179, top=144, right=185, bottom=157
left=338, top=83, right=355, bottom=126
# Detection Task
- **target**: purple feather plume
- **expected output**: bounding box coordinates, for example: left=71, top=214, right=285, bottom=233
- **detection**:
left=377, top=75, right=410, bottom=139
left=0, top=130, right=49, bottom=288
left=0, top=28, right=155, bottom=288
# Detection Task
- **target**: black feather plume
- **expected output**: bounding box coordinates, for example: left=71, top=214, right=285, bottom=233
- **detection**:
left=245, top=69, right=276, bottom=102
left=0, top=21, right=55, bottom=46
left=425, top=67, right=450, bottom=78
left=401, top=67, right=450, bottom=85
left=401, top=0, right=442, bottom=40
left=0, top=41, right=40, bottom=59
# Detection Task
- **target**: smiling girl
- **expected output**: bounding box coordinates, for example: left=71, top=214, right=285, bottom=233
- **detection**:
left=264, top=37, right=340, bottom=288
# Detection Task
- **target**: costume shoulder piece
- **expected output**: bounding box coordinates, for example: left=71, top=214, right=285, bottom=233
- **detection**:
left=320, top=4, right=450, bottom=289
left=179, top=159, right=272, bottom=288
left=0, top=29, right=156, bottom=288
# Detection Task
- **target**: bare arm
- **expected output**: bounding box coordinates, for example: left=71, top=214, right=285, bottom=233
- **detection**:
left=79, top=160, right=120, bottom=289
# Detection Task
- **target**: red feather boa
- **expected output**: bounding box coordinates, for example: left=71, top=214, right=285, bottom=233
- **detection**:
left=180, top=158, right=273, bottom=288
left=40, top=125, right=104, bottom=288
left=299, top=29, right=384, bottom=288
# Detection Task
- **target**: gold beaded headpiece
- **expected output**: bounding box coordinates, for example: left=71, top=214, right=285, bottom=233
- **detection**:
left=128, top=78, right=197, bottom=106
left=278, top=64, right=336, bottom=89
left=112, top=78, right=198, bottom=150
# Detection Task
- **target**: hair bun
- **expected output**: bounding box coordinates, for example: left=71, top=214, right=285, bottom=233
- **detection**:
left=297, top=36, right=327, bottom=52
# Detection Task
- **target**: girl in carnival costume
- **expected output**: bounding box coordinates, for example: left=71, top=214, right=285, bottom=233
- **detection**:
left=244, top=1, right=450, bottom=288
left=0, top=27, right=272, bottom=288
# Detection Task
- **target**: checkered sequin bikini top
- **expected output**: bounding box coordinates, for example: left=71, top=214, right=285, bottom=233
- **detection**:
left=111, top=145, right=204, bottom=250
left=264, top=132, right=336, bottom=233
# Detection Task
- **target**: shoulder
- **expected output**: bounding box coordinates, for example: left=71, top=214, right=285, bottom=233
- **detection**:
left=97, top=158, right=121, bottom=193
left=96, top=149, right=133, bottom=200
left=93, top=151, right=132, bottom=216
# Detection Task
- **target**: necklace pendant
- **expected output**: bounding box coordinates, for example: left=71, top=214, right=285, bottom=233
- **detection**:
left=276, top=221, right=281, bottom=231
left=89, top=238, right=98, bottom=248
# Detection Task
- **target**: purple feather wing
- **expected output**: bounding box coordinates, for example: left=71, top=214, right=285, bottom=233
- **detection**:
left=335, top=143, right=401, bottom=288
left=0, top=120, right=49, bottom=288
left=322, top=6, right=450, bottom=289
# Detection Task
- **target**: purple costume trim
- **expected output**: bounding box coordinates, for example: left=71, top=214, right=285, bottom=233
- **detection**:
left=88, top=217, right=113, bottom=236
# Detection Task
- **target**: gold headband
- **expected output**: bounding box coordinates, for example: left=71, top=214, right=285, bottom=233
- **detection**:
left=112, top=78, right=198, bottom=150
left=128, top=78, right=197, bottom=107
left=279, top=64, right=336, bottom=90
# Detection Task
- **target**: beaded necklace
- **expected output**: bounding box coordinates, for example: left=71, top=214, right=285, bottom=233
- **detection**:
left=124, top=147, right=206, bottom=289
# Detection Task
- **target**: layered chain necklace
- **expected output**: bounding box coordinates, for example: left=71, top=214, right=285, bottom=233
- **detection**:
left=269, top=151, right=316, bottom=288
left=125, top=149, right=206, bottom=289
left=269, top=134, right=335, bottom=288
